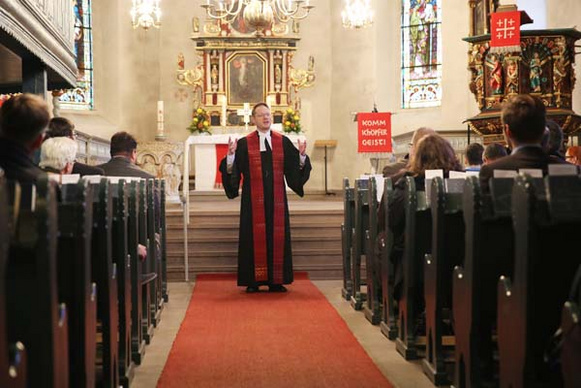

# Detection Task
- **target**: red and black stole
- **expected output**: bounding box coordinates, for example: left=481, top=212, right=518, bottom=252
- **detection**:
left=246, top=130, right=286, bottom=284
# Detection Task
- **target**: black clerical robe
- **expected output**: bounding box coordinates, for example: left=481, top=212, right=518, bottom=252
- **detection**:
left=220, top=131, right=311, bottom=286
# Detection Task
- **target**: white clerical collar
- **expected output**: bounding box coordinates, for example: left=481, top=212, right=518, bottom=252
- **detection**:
left=258, top=129, right=272, bottom=152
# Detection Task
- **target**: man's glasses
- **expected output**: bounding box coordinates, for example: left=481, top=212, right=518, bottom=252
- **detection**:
left=254, top=113, right=271, bottom=118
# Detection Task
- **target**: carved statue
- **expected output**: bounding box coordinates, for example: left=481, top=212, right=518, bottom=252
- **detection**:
left=178, top=52, right=185, bottom=70
left=274, top=63, right=282, bottom=85
left=141, top=154, right=159, bottom=177
left=553, top=38, right=569, bottom=106
left=161, top=154, right=181, bottom=197
left=505, top=58, right=518, bottom=95
left=485, top=54, right=503, bottom=95
left=211, top=64, right=219, bottom=86
left=192, top=17, right=200, bottom=33
left=529, top=52, right=543, bottom=93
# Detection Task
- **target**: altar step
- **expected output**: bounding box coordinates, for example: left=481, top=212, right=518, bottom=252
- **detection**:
left=165, top=193, right=343, bottom=281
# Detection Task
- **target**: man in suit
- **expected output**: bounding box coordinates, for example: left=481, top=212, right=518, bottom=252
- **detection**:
left=46, top=117, right=104, bottom=176
left=0, top=93, right=49, bottom=183
left=479, top=94, right=569, bottom=192
left=99, top=131, right=154, bottom=178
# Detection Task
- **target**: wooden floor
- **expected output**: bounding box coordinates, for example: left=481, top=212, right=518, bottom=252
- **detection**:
left=166, top=192, right=344, bottom=281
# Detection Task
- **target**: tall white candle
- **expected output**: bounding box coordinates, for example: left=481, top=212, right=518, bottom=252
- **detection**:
left=157, top=100, right=165, bottom=138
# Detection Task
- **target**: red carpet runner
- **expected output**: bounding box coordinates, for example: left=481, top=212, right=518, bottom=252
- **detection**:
left=157, top=273, right=393, bottom=388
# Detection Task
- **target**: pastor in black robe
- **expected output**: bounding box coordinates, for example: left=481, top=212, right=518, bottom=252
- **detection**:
left=219, top=131, right=311, bottom=286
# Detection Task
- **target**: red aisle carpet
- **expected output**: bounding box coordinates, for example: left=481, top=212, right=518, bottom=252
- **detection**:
left=157, top=273, right=393, bottom=388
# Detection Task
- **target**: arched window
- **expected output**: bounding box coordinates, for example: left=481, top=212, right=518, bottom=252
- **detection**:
left=59, top=0, right=93, bottom=110
left=401, top=0, right=442, bottom=109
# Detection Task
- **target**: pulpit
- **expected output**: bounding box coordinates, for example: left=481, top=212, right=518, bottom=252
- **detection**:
left=464, top=28, right=581, bottom=141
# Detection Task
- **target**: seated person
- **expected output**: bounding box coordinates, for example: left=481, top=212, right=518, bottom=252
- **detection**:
left=382, top=127, right=435, bottom=179
left=39, top=137, right=77, bottom=179
left=45, top=117, right=104, bottom=176
left=99, top=132, right=154, bottom=178
left=482, top=143, right=508, bottom=165
left=464, top=143, right=484, bottom=171
left=379, top=134, right=461, bottom=301
left=566, top=146, right=581, bottom=166
left=545, top=119, right=566, bottom=161
left=479, top=94, right=569, bottom=192
left=0, top=94, right=49, bottom=183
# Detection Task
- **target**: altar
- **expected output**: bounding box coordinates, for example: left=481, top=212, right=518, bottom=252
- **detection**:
left=182, top=131, right=307, bottom=193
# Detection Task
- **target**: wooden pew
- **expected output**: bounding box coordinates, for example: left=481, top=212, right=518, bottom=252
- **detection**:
left=153, top=179, right=165, bottom=319
left=453, top=176, right=516, bottom=388
left=160, top=180, right=169, bottom=303
left=0, top=178, right=27, bottom=388
left=498, top=174, right=581, bottom=387
left=561, top=264, right=581, bottom=388
left=6, top=177, right=69, bottom=387
left=146, top=179, right=162, bottom=328
left=139, top=180, right=156, bottom=344
left=58, top=180, right=97, bottom=387
left=379, top=178, right=398, bottom=340
left=90, top=178, right=120, bottom=388
left=350, top=178, right=369, bottom=310
left=364, top=177, right=381, bottom=324
left=395, top=176, right=431, bottom=360
left=110, top=180, right=135, bottom=387
left=128, top=180, right=147, bottom=364
left=422, top=177, right=464, bottom=385
left=341, top=178, right=355, bottom=300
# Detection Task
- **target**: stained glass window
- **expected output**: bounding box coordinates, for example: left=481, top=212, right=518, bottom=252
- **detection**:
left=59, top=0, right=93, bottom=110
left=401, top=0, right=442, bottom=109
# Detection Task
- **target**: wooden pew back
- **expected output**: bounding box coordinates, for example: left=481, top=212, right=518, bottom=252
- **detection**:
left=341, top=178, right=355, bottom=300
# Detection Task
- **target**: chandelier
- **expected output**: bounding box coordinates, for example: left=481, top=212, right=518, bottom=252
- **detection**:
left=130, top=0, right=162, bottom=30
left=201, top=0, right=314, bottom=34
left=341, top=0, right=373, bottom=29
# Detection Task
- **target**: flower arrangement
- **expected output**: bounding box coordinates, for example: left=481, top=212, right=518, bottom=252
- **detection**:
left=282, top=108, right=301, bottom=134
left=188, top=107, right=211, bottom=134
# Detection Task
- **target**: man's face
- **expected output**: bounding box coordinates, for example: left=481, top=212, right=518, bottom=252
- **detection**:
left=253, top=106, right=271, bottom=132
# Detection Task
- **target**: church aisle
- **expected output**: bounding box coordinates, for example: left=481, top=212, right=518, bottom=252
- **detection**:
left=132, top=279, right=436, bottom=388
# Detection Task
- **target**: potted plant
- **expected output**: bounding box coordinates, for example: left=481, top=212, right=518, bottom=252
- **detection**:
left=188, top=107, right=211, bottom=135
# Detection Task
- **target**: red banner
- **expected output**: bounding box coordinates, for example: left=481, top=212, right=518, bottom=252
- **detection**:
left=357, top=112, right=392, bottom=153
left=491, top=11, right=520, bottom=49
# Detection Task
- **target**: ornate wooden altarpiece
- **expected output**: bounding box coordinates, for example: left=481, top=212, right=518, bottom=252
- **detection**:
left=176, top=15, right=315, bottom=128
left=464, top=2, right=581, bottom=143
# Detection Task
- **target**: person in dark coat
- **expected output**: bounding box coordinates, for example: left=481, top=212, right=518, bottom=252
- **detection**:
left=479, top=94, right=569, bottom=192
left=0, top=93, right=49, bottom=183
left=46, top=117, right=104, bottom=176
left=220, top=103, right=311, bottom=293
left=98, top=131, right=154, bottom=179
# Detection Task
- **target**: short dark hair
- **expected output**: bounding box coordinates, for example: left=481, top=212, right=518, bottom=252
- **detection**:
left=546, top=119, right=564, bottom=155
left=465, top=143, right=484, bottom=166
left=501, top=94, right=546, bottom=143
left=251, top=102, right=269, bottom=116
left=483, top=143, right=508, bottom=162
left=46, top=117, right=75, bottom=139
left=110, top=131, right=138, bottom=156
left=0, top=93, right=49, bottom=144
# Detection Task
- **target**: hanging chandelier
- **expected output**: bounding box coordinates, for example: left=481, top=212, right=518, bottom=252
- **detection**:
left=341, top=0, right=373, bottom=29
left=131, top=0, right=162, bottom=30
left=201, top=0, right=314, bottom=33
